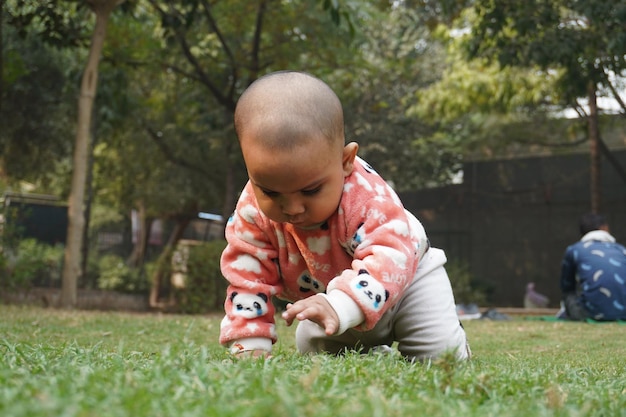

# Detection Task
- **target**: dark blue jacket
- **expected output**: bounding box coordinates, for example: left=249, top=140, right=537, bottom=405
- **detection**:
left=560, top=230, right=626, bottom=320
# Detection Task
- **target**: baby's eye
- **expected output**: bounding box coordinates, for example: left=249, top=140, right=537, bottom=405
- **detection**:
left=302, top=187, right=321, bottom=196
left=261, top=189, right=279, bottom=198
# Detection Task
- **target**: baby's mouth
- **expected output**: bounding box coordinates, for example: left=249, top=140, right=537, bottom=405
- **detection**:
left=288, top=216, right=305, bottom=225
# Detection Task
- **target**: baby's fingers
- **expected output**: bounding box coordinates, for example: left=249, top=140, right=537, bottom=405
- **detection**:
left=281, top=303, right=299, bottom=325
left=320, top=318, right=338, bottom=336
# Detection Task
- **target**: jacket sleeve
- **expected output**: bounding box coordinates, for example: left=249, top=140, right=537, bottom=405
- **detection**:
left=218, top=186, right=282, bottom=352
left=327, top=192, right=419, bottom=330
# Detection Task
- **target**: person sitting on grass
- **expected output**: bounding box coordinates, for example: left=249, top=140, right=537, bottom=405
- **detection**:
left=560, top=213, right=626, bottom=321
left=219, top=71, right=470, bottom=361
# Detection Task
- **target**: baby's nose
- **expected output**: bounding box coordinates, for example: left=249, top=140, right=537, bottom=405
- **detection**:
left=281, top=197, right=305, bottom=215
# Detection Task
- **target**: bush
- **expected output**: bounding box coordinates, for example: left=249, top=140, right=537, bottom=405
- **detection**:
left=173, top=240, right=228, bottom=314
left=446, top=260, right=488, bottom=306
left=96, top=254, right=149, bottom=294
left=1, top=239, right=64, bottom=290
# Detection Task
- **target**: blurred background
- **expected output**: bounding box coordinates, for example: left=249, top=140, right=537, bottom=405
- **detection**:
left=1, top=0, right=624, bottom=312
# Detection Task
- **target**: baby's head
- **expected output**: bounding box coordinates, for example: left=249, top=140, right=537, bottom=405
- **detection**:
left=234, top=71, right=358, bottom=228
left=235, top=71, right=345, bottom=151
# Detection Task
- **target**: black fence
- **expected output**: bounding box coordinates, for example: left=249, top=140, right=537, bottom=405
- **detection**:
left=400, top=149, right=626, bottom=307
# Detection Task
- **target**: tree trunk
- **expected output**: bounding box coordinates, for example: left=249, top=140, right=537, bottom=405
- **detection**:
left=149, top=217, right=191, bottom=309
left=221, top=118, right=237, bottom=236
left=60, top=0, right=123, bottom=308
left=587, top=81, right=601, bottom=214
left=127, top=203, right=151, bottom=268
left=80, top=123, right=98, bottom=288
left=221, top=158, right=234, bottom=232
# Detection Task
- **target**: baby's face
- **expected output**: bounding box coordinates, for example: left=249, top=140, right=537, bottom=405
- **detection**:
left=241, top=135, right=353, bottom=229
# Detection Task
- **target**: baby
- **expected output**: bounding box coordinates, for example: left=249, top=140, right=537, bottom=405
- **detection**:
left=219, top=71, right=469, bottom=361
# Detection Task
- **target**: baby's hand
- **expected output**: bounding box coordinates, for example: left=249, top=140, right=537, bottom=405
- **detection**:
left=281, top=295, right=339, bottom=335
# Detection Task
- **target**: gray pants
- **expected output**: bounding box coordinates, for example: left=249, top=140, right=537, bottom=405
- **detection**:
left=563, top=292, right=590, bottom=321
left=295, top=248, right=470, bottom=361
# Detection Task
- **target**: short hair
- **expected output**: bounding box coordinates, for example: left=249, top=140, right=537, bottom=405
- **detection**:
left=234, top=71, right=344, bottom=151
left=579, top=212, right=607, bottom=235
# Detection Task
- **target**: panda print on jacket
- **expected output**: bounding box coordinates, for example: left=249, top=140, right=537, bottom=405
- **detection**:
left=230, top=292, right=269, bottom=319
left=220, top=157, right=426, bottom=349
left=350, top=269, right=389, bottom=312
left=297, top=271, right=326, bottom=294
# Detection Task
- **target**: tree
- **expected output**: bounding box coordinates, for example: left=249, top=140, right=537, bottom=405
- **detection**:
left=61, top=0, right=126, bottom=308
left=0, top=2, right=81, bottom=191
left=3, top=0, right=130, bottom=306
left=82, top=0, right=362, bottom=308
left=143, top=0, right=360, bottom=218
left=408, top=32, right=573, bottom=162
left=455, top=0, right=626, bottom=212
left=337, top=6, right=463, bottom=189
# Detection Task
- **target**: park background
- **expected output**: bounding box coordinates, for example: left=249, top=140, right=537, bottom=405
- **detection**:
left=1, top=0, right=625, bottom=313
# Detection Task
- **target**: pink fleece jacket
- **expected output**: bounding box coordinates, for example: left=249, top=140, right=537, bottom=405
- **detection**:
left=219, top=158, right=428, bottom=353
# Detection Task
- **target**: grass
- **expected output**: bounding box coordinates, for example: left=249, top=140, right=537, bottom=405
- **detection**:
left=1, top=304, right=625, bottom=417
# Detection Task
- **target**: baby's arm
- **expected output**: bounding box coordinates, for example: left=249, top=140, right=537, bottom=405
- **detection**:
left=220, top=186, right=282, bottom=357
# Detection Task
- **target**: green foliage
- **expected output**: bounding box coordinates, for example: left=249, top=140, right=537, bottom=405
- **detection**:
left=5, top=0, right=92, bottom=48
left=0, top=239, right=64, bottom=290
left=401, top=0, right=471, bottom=30
left=411, top=50, right=560, bottom=123
left=446, top=260, right=488, bottom=305
left=404, top=0, right=626, bottom=163
left=0, top=206, right=25, bottom=249
left=172, top=240, right=228, bottom=314
left=96, top=254, right=149, bottom=294
left=465, top=0, right=626, bottom=105
left=337, top=6, right=466, bottom=190
left=1, top=305, right=626, bottom=417
left=0, top=23, right=77, bottom=191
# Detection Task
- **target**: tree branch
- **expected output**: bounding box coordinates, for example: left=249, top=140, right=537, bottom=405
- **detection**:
left=599, top=136, right=626, bottom=186
left=198, top=0, right=238, bottom=100
left=248, top=0, right=269, bottom=86
left=144, top=124, right=212, bottom=177
left=146, top=0, right=235, bottom=111
left=602, top=69, right=626, bottom=115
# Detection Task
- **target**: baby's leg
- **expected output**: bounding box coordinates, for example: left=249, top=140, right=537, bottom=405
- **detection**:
left=393, top=248, right=470, bottom=361
left=295, top=248, right=469, bottom=360
left=296, top=319, right=366, bottom=354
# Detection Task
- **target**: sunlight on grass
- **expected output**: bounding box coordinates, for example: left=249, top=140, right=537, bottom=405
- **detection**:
left=1, top=305, right=625, bottom=417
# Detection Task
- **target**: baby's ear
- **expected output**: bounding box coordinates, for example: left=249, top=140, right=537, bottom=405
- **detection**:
left=342, top=142, right=359, bottom=175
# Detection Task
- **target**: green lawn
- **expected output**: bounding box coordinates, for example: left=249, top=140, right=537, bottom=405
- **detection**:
left=1, top=304, right=624, bottom=417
